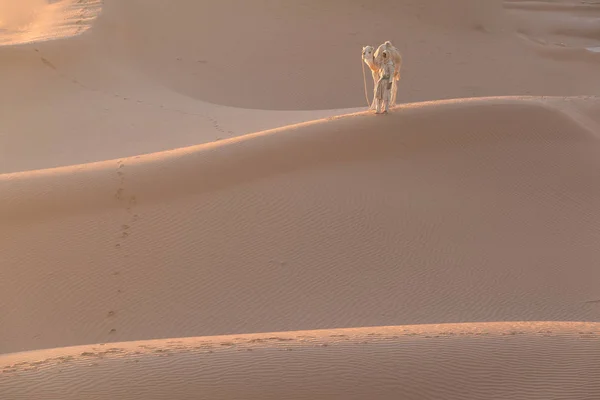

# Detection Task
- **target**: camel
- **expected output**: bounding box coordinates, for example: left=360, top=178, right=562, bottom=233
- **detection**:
left=362, top=41, right=402, bottom=110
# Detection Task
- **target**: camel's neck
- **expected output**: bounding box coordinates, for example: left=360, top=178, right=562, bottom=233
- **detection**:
left=364, top=56, right=378, bottom=72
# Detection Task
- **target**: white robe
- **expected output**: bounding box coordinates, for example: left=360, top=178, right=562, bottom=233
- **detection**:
left=375, top=60, right=394, bottom=101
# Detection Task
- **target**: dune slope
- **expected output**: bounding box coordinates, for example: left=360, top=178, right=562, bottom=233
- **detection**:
left=2, top=97, right=600, bottom=354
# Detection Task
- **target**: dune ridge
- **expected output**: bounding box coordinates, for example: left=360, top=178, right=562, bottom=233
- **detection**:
left=3, top=0, right=600, bottom=173
left=2, top=322, right=600, bottom=400
left=1, top=96, right=599, bottom=222
left=0, top=0, right=102, bottom=46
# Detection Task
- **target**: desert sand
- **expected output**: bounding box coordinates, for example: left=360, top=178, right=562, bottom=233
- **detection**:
left=2, top=0, right=600, bottom=399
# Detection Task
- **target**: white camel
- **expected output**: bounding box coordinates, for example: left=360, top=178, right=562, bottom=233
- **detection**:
left=362, top=41, right=402, bottom=110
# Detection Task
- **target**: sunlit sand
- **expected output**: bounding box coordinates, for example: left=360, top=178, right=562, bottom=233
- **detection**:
left=2, top=1, right=600, bottom=399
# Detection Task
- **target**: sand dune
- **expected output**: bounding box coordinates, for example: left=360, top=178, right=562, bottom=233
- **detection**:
left=2, top=0, right=600, bottom=173
left=2, top=323, right=600, bottom=400
left=3, top=0, right=600, bottom=399
left=0, top=0, right=101, bottom=46
left=2, top=96, right=600, bottom=355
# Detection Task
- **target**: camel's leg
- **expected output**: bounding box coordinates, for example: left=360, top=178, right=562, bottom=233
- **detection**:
left=370, top=70, right=378, bottom=110
left=369, top=87, right=376, bottom=110
left=391, top=79, right=398, bottom=107
left=374, top=77, right=382, bottom=113
left=391, top=71, right=400, bottom=106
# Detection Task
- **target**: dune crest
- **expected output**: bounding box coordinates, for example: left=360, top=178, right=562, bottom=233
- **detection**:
left=3, top=0, right=600, bottom=174
left=0, top=0, right=102, bottom=46
left=2, top=322, right=600, bottom=400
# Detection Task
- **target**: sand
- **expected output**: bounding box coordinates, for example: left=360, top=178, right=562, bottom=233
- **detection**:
left=2, top=0, right=600, bottom=399
left=2, top=323, right=600, bottom=399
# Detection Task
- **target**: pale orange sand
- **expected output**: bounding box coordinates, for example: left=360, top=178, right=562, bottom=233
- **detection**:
left=0, top=0, right=102, bottom=46
left=2, top=323, right=600, bottom=400
left=2, top=0, right=600, bottom=399
left=2, top=0, right=600, bottom=173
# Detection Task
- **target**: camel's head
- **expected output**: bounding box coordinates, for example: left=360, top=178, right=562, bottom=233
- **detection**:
left=362, top=45, right=374, bottom=62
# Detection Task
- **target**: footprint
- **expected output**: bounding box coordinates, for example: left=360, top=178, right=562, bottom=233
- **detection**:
left=40, top=57, right=57, bottom=70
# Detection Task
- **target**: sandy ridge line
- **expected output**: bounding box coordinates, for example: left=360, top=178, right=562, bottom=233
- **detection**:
left=0, top=0, right=103, bottom=47
left=0, top=95, right=591, bottom=180
left=3, top=323, right=599, bottom=399
left=2, top=321, right=599, bottom=370
left=0, top=97, right=537, bottom=179
left=0, top=96, right=597, bottom=224
left=503, top=0, right=600, bottom=12
left=517, top=36, right=600, bottom=64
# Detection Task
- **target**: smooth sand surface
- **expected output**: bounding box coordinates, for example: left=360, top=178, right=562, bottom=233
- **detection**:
left=2, top=0, right=600, bottom=399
